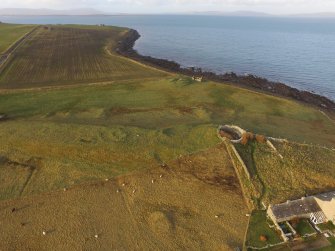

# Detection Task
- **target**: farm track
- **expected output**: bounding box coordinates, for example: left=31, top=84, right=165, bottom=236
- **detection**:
left=104, top=46, right=170, bottom=76
left=0, top=76, right=165, bottom=94
left=320, top=110, right=335, bottom=125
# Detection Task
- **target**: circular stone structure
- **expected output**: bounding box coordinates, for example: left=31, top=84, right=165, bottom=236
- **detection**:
left=218, top=125, right=246, bottom=144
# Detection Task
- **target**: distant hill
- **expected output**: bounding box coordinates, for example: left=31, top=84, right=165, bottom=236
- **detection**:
left=188, top=10, right=335, bottom=18
left=0, top=8, right=107, bottom=16
left=191, top=11, right=271, bottom=17
left=289, top=12, right=335, bottom=18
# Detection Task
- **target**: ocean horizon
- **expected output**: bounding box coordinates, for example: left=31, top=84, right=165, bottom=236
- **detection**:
left=1, top=14, right=334, bottom=100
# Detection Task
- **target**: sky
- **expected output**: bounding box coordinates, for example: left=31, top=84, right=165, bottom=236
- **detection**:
left=1, top=0, right=335, bottom=15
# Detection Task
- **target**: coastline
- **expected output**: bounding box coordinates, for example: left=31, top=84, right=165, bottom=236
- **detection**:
left=117, top=29, right=335, bottom=112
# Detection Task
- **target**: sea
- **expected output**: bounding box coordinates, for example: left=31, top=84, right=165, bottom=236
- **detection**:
left=1, top=15, right=335, bottom=100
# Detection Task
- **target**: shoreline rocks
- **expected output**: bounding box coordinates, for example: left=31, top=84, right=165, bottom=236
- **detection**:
left=117, top=29, right=335, bottom=112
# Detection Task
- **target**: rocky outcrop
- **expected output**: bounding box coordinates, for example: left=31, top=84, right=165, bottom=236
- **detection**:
left=0, top=113, right=8, bottom=121
left=117, top=29, right=335, bottom=111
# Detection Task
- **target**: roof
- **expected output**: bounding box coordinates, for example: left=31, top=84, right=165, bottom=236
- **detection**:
left=311, top=211, right=327, bottom=224
left=314, top=191, right=335, bottom=202
left=270, top=197, right=322, bottom=221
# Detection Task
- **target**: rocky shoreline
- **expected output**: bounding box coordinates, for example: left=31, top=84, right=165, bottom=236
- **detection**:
left=117, top=29, right=335, bottom=112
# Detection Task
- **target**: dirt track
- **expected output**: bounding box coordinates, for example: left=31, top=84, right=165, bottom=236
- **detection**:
left=0, top=145, right=249, bottom=250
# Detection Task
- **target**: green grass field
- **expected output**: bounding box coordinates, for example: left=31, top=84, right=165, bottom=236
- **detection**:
left=1, top=77, right=334, bottom=202
left=0, top=25, right=167, bottom=88
left=1, top=77, right=334, bottom=143
left=246, top=210, right=282, bottom=249
left=0, top=23, right=36, bottom=53
left=0, top=24, right=334, bottom=206
left=294, top=219, right=316, bottom=236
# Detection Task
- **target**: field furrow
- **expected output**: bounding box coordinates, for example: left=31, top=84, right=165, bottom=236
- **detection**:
left=0, top=25, right=167, bottom=88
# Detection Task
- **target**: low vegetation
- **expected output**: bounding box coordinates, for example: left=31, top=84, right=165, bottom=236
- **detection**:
left=318, top=237, right=335, bottom=251
left=318, top=221, right=335, bottom=232
left=234, top=140, right=335, bottom=205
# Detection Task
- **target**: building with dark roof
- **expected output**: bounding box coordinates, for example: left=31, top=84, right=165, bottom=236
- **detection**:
left=268, top=191, right=335, bottom=226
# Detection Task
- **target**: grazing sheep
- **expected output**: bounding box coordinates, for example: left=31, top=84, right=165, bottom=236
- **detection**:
left=94, top=234, right=99, bottom=239
left=151, top=179, right=154, bottom=184
left=215, top=215, right=219, bottom=218
left=42, top=231, right=46, bottom=236
left=132, top=189, right=136, bottom=194
left=63, top=188, right=67, bottom=192
left=159, top=174, right=163, bottom=178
